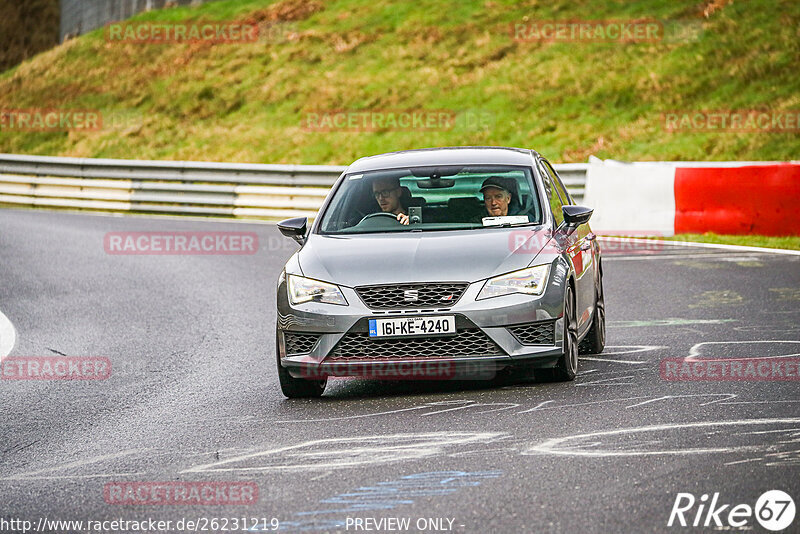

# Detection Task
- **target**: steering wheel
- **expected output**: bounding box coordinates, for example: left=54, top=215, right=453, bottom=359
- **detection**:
left=358, top=212, right=401, bottom=224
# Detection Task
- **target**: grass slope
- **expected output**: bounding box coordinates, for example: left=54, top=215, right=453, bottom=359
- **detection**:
left=0, top=0, right=797, bottom=164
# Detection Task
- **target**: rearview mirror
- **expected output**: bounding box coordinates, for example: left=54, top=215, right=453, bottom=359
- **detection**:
left=409, top=166, right=463, bottom=177
left=562, top=205, right=593, bottom=227
left=415, top=178, right=456, bottom=188
left=278, top=217, right=308, bottom=246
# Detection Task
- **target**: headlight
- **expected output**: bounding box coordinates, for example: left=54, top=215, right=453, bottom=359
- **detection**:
left=287, top=275, right=348, bottom=306
left=477, top=264, right=550, bottom=300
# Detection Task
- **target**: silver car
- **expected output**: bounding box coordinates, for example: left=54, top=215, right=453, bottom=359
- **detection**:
left=275, top=147, right=605, bottom=397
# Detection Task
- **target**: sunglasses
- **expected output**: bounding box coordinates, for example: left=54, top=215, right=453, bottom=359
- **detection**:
left=373, top=188, right=399, bottom=199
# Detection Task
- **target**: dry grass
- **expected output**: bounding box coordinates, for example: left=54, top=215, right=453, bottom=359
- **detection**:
left=0, top=0, right=797, bottom=164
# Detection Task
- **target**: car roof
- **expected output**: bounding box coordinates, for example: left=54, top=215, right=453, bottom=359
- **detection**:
left=345, top=146, right=542, bottom=173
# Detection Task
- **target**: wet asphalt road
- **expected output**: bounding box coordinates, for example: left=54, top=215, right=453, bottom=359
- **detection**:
left=0, top=208, right=798, bottom=534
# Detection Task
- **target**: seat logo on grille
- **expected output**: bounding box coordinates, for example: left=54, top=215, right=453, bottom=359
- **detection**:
left=403, top=289, right=419, bottom=302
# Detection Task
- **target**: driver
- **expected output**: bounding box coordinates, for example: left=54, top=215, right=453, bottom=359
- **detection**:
left=372, top=177, right=409, bottom=225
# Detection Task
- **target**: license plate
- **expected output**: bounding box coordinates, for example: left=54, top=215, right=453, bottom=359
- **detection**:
left=368, top=316, right=456, bottom=338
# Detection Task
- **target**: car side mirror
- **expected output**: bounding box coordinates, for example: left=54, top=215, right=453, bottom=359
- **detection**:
left=562, top=205, right=593, bottom=227
left=278, top=217, right=308, bottom=246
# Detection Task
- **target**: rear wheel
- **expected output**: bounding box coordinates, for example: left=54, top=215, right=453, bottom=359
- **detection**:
left=579, top=270, right=606, bottom=355
left=539, top=284, right=578, bottom=382
left=276, top=331, right=326, bottom=398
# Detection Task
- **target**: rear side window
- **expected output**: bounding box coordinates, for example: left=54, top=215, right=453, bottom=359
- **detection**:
left=539, top=162, right=564, bottom=226
left=542, top=159, right=572, bottom=205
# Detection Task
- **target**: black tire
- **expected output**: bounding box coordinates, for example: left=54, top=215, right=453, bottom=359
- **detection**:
left=539, top=284, right=578, bottom=382
left=579, top=269, right=606, bottom=355
left=276, top=332, right=326, bottom=398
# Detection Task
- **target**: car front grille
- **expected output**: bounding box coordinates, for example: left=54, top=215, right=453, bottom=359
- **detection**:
left=508, top=321, right=556, bottom=345
left=355, top=282, right=468, bottom=310
left=328, top=328, right=503, bottom=361
left=284, top=332, right=320, bottom=355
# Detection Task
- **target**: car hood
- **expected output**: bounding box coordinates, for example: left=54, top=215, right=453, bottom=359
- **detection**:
left=297, top=228, right=552, bottom=287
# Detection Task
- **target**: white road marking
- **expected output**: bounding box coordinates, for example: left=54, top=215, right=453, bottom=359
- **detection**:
left=723, top=458, right=764, bottom=466
left=731, top=428, right=800, bottom=436
left=524, top=418, right=800, bottom=457
left=734, top=325, right=800, bottom=334
left=606, top=253, right=763, bottom=262
left=518, top=397, right=650, bottom=414
left=0, top=308, right=17, bottom=358
left=2, top=449, right=146, bottom=480
left=447, top=447, right=517, bottom=457
left=277, top=399, right=522, bottom=423
left=624, top=393, right=737, bottom=409
left=275, top=405, right=431, bottom=423
left=686, top=340, right=800, bottom=361
left=581, top=345, right=667, bottom=365
left=182, top=432, right=504, bottom=473
left=420, top=401, right=519, bottom=416
left=416, top=401, right=477, bottom=416
left=581, top=357, right=648, bottom=364
left=599, top=237, right=800, bottom=256
left=515, top=394, right=737, bottom=415
left=1, top=472, right=145, bottom=480
left=516, top=400, right=555, bottom=414
left=603, top=345, right=669, bottom=354
left=607, top=252, right=786, bottom=262
left=309, top=471, right=334, bottom=481
left=575, top=375, right=635, bottom=386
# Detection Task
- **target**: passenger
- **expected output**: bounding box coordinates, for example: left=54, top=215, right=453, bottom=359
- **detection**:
left=479, top=176, right=514, bottom=218
left=372, top=177, right=409, bottom=225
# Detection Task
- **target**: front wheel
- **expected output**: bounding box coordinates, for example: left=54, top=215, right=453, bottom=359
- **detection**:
left=539, top=284, right=578, bottom=382
left=579, top=270, right=606, bottom=355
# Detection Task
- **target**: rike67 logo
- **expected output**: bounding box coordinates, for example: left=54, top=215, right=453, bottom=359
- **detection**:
left=668, top=490, right=795, bottom=531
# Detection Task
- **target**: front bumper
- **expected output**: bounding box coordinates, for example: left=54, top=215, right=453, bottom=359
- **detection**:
left=276, top=262, right=569, bottom=380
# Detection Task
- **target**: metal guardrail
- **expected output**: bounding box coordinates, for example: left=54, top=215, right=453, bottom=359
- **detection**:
left=0, top=153, right=588, bottom=220
left=60, top=0, right=219, bottom=41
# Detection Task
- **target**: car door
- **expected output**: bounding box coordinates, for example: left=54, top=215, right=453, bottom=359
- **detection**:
left=539, top=159, right=595, bottom=333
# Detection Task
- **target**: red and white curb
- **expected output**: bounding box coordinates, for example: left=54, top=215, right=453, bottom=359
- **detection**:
left=584, top=160, right=800, bottom=237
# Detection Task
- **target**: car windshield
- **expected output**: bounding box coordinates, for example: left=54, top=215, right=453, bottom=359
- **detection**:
left=318, top=165, right=542, bottom=234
